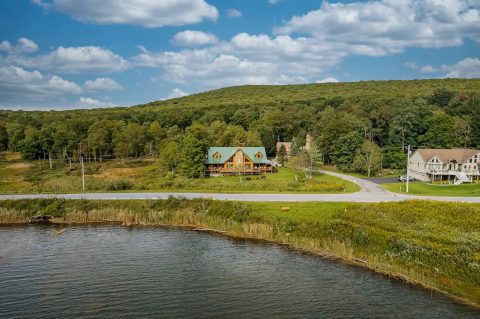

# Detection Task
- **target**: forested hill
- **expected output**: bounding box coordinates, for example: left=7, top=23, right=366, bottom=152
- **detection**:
left=1, top=78, right=480, bottom=177
left=137, top=78, right=480, bottom=110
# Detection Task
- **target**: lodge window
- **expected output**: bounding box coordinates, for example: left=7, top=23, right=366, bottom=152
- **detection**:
left=245, top=164, right=252, bottom=169
left=227, top=157, right=234, bottom=163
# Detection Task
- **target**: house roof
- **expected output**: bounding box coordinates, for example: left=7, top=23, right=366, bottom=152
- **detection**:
left=277, top=142, right=292, bottom=151
left=205, top=147, right=272, bottom=164
left=416, top=149, right=480, bottom=164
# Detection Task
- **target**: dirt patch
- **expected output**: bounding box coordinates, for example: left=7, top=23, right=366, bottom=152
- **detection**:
left=89, top=168, right=141, bottom=180
left=7, top=163, right=33, bottom=169
left=5, top=152, right=21, bottom=161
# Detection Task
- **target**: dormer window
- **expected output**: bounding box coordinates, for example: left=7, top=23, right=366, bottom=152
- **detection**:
left=256, top=152, right=263, bottom=159
left=213, top=152, right=221, bottom=160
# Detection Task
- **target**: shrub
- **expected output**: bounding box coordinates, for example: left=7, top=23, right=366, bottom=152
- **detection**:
left=106, top=179, right=134, bottom=191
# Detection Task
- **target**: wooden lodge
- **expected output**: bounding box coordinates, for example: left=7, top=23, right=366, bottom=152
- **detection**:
left=204, top=147, right=274, bottom=177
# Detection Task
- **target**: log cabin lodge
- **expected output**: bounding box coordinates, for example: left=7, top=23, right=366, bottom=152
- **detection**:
left=204, top=147, right=274, bottom=177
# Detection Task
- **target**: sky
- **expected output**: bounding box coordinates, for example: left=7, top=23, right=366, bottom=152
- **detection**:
left=0, top=0, right=479, bottom=111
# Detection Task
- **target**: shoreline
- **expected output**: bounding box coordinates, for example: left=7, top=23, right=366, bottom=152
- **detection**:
left=1, top=197, right=480, bottom=307
left=2, top=219, right=479, bottom=310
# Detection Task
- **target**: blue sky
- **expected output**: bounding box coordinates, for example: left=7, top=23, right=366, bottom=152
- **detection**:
left=0, top=0, right=479, bottom=110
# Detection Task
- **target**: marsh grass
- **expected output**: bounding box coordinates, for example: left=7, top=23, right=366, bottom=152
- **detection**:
left=1, top=197, right=480, bottom=305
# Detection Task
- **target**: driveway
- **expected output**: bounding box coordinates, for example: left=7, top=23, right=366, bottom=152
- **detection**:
left=362, top=177, right=400, bottom=185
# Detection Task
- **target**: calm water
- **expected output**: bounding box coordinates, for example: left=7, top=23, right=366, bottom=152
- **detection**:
left=1, top=225, right=479, bottom=319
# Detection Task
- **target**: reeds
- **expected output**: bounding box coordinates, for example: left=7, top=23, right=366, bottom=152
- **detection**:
left=1, top=198, right=480, bottom=304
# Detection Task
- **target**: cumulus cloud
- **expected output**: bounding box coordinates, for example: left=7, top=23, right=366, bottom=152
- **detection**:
left=227, top=9, right=242, bottom=18
left=164, top=88, right=190, bottom=100
left=33, top=0, right=218, bottom=28
left=274, top=0, right=480, bottom=55
left=316, top=77, right=340, bottom=83
left=131, top=0, right=480, bottom=90
left=79, top=97, right=118, bottom=108
left=133, top=33, right=341, bottom=88
left=84, top=77, right=124, bottom=91
left=404, top=61, right=418, bottom=69
left=8, top=46, right=132, bottom=74
left=441, top=58, right=480, bottom=78
left=0, top=38, right=38, bottom=54
left=268, top=0, right=282, bottom=4
left=0, top=66, right=82, bottom=101
left=171, top=30, right=219, bottom=47
left=420, top=65, right=439, bottom=73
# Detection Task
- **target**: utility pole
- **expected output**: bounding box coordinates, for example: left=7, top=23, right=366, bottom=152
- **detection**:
left=406, top=145, right=411, bottom=193
left=81, top=156, right=85, bottom=191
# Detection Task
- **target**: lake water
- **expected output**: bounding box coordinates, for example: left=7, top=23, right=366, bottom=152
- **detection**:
left=1, top=224, right=479, bottom=319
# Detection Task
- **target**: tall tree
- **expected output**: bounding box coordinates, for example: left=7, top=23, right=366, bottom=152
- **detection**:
left=178, top=134, right=205, bottom=178
left=277, top=144, right=287, bottom=166
left=353, top=141, right=382, bottom=177
left=423, top=114, right=457, bottom=149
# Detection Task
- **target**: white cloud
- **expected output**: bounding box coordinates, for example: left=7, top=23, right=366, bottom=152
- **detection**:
left=132, top=0, right=480, bottom=90
left=274, top=0, right=480, bottom=55
left=0, top=66, right=82, bottom=101
left=227, top=9, right=242, bottom=18
left=133, top=34, right=341, bottom=88
left=420, top=65, right=439, bottom=73
left=404, top=61, right=418, bottom=69
left=0, top=38, right=38, bottom=54
left=441, top=58, right=480, bottom=78
left=34, top=0, right=218, bottom=28
left=9, top=46, right=132, bottom=74
left=84, top=77, right=124, bottom=91
left=165, top=88, right=190, bottom=100
left=171, top=30, right=219, bottom=47
left=268, top=0, right=282, bottom=4
left=316, top=77, right=340, bottom=83
left=79, top=97, right=118, bottom=108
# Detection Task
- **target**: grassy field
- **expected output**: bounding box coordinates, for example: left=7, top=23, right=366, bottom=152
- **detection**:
left=1, top=197, right=480, bottom=305
left=382, top=182, right=480, bottom=197
left=0, top=154, right=356, bottom=194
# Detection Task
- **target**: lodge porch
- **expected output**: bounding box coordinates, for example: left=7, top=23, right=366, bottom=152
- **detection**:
left=204, top=165, right=274, bottom=177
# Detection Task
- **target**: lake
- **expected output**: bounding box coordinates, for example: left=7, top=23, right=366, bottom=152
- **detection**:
left=1, top=224, right=479, bottom=318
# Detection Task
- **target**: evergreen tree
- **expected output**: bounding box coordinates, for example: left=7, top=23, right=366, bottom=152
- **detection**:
left=278, top=144, right=287, bottom=166
left=290, top=138, right=300, bottom=156
left=178, top=134, right=205, bottom=178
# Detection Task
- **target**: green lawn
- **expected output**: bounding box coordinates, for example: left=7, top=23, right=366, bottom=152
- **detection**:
left=382, top=181, right=480, bottom=197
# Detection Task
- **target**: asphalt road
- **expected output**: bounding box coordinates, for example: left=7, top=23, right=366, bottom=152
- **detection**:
left=0, top=170, right=478, bottom=203
left=362, top=177, right=401, bottom=184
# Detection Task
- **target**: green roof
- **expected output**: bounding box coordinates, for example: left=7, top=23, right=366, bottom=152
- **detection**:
left=205, top=147, right=272, bottom=164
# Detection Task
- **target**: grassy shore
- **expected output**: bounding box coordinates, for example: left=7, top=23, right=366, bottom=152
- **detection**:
left=1, top=197, right=479, bottom=305
left=382, top=182, right=480, bottom=197
left=0, top=157, right=356, bottom=194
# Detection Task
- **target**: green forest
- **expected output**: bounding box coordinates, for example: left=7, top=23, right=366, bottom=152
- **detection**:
left=1, top=78, right=479, bottom=177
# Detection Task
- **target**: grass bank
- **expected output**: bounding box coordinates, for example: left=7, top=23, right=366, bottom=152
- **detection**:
left=382, top=182, right=480, bottom=197
left=0, top=158, right=356, bottom=194
left=1, top=197, right=480, bottom=306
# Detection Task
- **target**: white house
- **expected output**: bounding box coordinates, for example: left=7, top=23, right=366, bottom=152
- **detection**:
left=408, top=149, right=480, bottom=183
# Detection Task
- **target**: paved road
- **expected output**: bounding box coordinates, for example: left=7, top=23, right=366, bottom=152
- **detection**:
left=0, top=170, right=479, bottom=203
left=362, top=177, right=400, bottom=185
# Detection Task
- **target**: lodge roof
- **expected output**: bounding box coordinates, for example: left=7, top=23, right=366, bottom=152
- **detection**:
left=416, top=149, right=480, bottom=164
left=205, top=147, right=271, bottom=164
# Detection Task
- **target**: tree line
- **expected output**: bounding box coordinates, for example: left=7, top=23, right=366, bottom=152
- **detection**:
left=0, top=79, right=479, bottom=178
